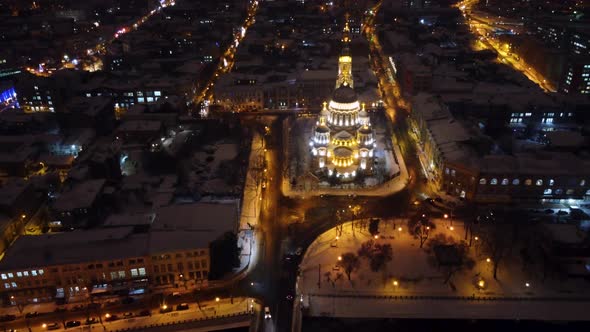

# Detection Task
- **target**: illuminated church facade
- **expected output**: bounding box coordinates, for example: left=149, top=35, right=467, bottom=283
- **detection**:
left=309, top=20, right=376, bottom=181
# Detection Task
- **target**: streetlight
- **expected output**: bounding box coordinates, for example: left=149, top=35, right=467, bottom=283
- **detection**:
left=393, top=280, right=399, bottom=287
left=337, top=256, right=342, bottom=261
left=525, top=282, right=530, bottom=288
left=397, top=227, right=402, bottom=232
left=486, top=258, right=491, bottom=263
left=374, top=235, right=379, bottom=239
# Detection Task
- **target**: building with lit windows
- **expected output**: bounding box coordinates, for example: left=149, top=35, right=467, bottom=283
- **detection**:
left=309, top=20, right=376, bottom=181
left=0, top=201, right=238, bottom=305
left=410, top=94, right=590, bottom=202
left=0, top=83, right=19, bottom=112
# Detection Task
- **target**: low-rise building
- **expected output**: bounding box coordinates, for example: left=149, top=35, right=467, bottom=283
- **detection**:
left=0, top=201, right=238, bottom=305
left=51, top=179, right=107, bottom=228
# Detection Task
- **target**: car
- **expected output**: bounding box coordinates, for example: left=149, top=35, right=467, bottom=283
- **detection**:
left=54, top=307, right=67, bottom=313
left=104, top=314, right=119, bottom=322
left=65, top=321, right=81, bottom=328
left=171, top=292, right=181, bottom=297
left=25, top=312, right=40, bottom=318
left=42, top=323, right=60, bottom=330
left=85, top=317, right=98, bottom=325
left=0, top=315, right=16, bottom=322
left=264, top=306, right=271, bottom=319
left=70, top=304, right=85, bottom=311
left=286, top=295, right=294, bottom=300
left=176, top=303, right=189, bottom=311
left=138, top=310, right=151, bottom=317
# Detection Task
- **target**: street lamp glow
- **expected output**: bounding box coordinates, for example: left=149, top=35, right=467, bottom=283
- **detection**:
left=393, top=280, right=399, bottom=287
left=478, top=280, right=485, bottom=288
left=486, top=258, right=491, bottom=263
left=474, top=236, right=479, bottom=241
left=444, top=214, right=449, bottom=219
left=449, top=226, right=454, bottom=231
left=398, top=227, right=402, bottom=231
left=374, top=235, right=379, bottom=239
left=215, top=297, right=220, bottom=302
left=337, top=256, right=342, bottom=261
left=525, top=282, right=530, bottom=287
left=161, top=304, right=167, bottom=310
left=335, top=235, right=339, bottom=240
left=105, top=313, right=111, bottom=318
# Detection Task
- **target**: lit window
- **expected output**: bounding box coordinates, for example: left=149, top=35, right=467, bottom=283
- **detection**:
left=16, top=272, right=22, bottom=277
left=110, top=272, right=117, bottom=279
left=549, top=179, right=554, bottom=186
left=512, top=179, right=520, bottom=185
left=4, top=283, right=9, bottom=289
left=138, top=268, right=146, bottom=276
left=31, top=270, right=37, bottom=276
left=490, top=178, right=498, bottom=185
left=118, top=271, right=125, bottom=278
left=146, top=97, right=154, bottom=102
left=137, top=97, right=145, bottom=103
left=580, top=180, right=586, bottom=186
left=154, top=91, right=161, bottom=96
left=7, top=273, right=13, bottom=278
left=501, top=178, right=509, bottom=185
left=11, top=282, right=16, bottom=288
left=1, top=274, right=6, bottom=280
left=525, top=179, right=532, bottom=186
left=38, top=269, right=44, bottom=275
left=479, top=178, right=486, bottom=185
left=566, top=189, right=574, bottom=195
left=130, top=269, right=138, bottom=277
left=544, top=189, right=552, bottom=195
left=23, top=271, right=28, bottom=277
left=555, top=189, right=563, bottom=195
left=536, top=179, right=543, bottom=186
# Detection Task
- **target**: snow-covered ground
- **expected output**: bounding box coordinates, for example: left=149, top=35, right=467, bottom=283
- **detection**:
left=297, top=219, right=590, bottom=320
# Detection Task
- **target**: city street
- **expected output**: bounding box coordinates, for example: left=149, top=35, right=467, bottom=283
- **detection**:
left=456, top=0, right=556, bottom=92
left=0, top=297, right=254, bottom=332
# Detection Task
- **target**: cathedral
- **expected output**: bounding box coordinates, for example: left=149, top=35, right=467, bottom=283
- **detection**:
left=309, top=19, right=375, bottom=181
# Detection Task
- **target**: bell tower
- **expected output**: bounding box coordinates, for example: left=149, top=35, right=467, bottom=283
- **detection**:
left=336, top=14, right=353, bottom=89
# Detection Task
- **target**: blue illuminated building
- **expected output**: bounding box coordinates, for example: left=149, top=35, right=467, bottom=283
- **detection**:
left=0, top=85, right=19, bottom=111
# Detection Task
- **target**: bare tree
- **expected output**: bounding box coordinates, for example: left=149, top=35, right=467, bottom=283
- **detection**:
left=479, top=223, right=514, bottom=280
left=407, top=213, right=435, bottom=248
left=340, top=253, right=360, bottom=282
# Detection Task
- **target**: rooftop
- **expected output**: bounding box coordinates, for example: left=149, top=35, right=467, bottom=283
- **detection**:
left=52, top=179, right=106, bottom=211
